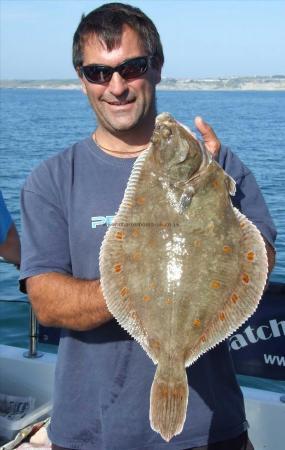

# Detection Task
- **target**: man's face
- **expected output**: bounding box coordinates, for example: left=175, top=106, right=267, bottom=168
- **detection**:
left=79, top=26, right=161, bottom=136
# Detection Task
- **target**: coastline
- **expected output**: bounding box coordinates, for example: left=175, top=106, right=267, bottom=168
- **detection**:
left=1, top=76, right=285, bottom=91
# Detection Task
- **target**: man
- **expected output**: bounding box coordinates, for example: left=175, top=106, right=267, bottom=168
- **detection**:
left=0, top=190, right=20, bottom=266
left=20, top=3, right=276, bottom=450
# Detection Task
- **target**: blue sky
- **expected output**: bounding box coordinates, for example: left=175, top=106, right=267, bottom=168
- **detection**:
left=1, top=0, right=284, bottom=80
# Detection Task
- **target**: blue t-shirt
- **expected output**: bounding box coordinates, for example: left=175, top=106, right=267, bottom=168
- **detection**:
left=0, top=190, right=13, bottom=244
left=20, top=137, right=276, bottom=450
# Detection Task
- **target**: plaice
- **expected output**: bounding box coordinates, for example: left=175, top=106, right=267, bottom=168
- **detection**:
left=99, top=112, right=268, bottom=442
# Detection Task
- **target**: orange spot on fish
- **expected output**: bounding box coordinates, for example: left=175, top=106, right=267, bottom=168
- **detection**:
left=160, top=222, right=168, bottom=229
left=219, top=312, right=226, bottom=321
left=193, top=319, right=201, bottom=328
left=247, top=251, right=255, bottom=262
left=132, top=251, right=142, bottom=261
left=136, top=196, right=145, bottom=205
left=240, top=221, right=246, bottom=228
left=143, top=295, right=151, bottom=302
left=173, top=386, right=184, bottom=398
left=212, top=180, right=220, bottom=189
left=115, top=231, right=125, bottom=240
left=132, top=229, right=140, bottom=237
left=120, top=287, right=128, bottom=297
left=231, top=292, right=239, bottom=303
left=200, top=335, right=207, bottom=343
left=161, top=385, right=169, bottom=397
left=242, top=273, right=250, bottom=284
left=223, top=245, right=232, bottom=254
left=211, top=280, right=221, bottom=289
left=113, top=264, right=122, bottom=273
left=149, top=338, right=160, bottom=350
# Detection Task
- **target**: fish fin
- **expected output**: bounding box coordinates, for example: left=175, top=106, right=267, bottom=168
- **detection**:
left=225, top=173, right=236, bottom=196
left=185, top=206, right=268, bottom=367
left=99, top=232, right=150, bottom=353
left=150, top=363, right=188, bottom=442
left=211, top=160, right=236, bottom=195
left=99, top=147, right=152, bottom=356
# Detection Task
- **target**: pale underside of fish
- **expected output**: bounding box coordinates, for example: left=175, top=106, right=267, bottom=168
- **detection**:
left=99, top=112, right=268, bottom=442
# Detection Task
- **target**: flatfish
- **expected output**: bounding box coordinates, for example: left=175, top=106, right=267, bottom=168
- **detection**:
left=99, top=112, right=268, bottom=441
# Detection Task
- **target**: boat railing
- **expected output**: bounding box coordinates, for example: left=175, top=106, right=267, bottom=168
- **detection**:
left=0, top=257, right=42, bottom=358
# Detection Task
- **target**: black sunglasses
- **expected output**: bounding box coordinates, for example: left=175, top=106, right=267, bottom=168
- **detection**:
left=79, top=56, right=153, bottom=84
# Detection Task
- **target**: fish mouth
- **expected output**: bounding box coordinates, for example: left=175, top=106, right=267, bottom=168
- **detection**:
left=155, top=112, right=174, bottom=124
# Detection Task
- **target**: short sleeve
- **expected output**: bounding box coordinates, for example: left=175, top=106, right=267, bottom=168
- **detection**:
left=19, top=160, right=72, bottom=293
left=0, top=190, right=13, bottom=244
left=218, top=145, right=277, bottom=248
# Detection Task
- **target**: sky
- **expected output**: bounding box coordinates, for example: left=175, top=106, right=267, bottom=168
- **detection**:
left=1, top=0, right=285, bottom=80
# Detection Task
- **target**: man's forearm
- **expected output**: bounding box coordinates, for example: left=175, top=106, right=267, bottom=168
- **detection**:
left=26, top=272, right=113, bottom=331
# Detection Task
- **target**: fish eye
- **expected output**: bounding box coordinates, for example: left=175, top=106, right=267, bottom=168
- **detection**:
left=160, top=125, right=172, bottom=140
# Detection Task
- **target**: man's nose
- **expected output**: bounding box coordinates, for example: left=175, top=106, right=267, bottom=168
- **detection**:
left=108, top=72, right=128, bottom=96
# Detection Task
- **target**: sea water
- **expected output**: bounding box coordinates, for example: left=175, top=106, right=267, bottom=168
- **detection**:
left=0, top=88, right=284, bottom=386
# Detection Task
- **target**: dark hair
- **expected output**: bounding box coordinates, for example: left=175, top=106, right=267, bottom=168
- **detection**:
left=72, top=2, right=164, bottom=70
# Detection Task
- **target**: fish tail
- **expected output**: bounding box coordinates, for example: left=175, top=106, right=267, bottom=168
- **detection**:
left=150, top=363, right=188, bottom=442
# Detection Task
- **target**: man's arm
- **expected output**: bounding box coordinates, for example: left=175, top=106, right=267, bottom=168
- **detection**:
left=20, top=162, right=113, bottom=332
left=26, top=273, right=113, bottom=331
left=0, top=223, right=21, bottom=266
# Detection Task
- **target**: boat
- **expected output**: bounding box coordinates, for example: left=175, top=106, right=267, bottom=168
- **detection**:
left=0, top=258, right=284, bottom=449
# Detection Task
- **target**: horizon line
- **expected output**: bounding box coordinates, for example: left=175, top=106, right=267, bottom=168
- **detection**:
left=1, top=74, right=285, bottom=82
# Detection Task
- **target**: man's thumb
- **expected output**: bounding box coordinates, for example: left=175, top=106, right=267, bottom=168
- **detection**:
left=194, top=116, right=221, bottom=156
left=194, top=116, right=211, bottom=138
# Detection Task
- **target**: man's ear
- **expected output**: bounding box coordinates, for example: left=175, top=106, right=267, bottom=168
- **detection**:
left=77, top=69, right=87, bottom=95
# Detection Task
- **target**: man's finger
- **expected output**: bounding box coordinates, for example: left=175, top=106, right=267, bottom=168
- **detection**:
left=194, top=116, right=221, bottom=157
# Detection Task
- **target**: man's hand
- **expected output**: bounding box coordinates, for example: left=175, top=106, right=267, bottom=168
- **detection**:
left=195, top=116, right=221, bottom=158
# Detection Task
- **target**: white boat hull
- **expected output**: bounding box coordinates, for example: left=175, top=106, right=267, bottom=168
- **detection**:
left=1, top=345, right=284, bottom=449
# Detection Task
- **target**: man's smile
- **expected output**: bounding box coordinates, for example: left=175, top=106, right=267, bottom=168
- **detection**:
left=104, top=99, right=136, bottom=106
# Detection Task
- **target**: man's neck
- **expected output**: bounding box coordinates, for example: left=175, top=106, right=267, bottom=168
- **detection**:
left=93, top=132, right=150, bottom=158
left=94, top=121, right=155, bottom=158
